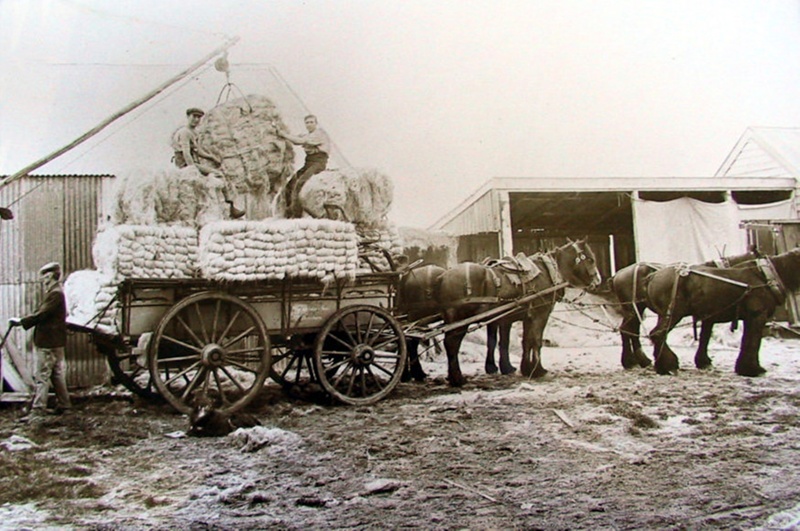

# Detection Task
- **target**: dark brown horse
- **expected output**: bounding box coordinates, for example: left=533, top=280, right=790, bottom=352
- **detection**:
left=396, top=264, right=446, bottom=382
left=645, top=248, right=800, bottom=376
left=438, top=240, right=602, bottom=386
left=610, top=251, right=758, bottom=371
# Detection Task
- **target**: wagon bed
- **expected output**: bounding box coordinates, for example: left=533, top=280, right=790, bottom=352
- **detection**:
left=75, top=271, right=408, bottom=413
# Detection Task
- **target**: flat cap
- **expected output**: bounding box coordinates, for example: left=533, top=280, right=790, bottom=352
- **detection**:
left=186, top=107, right=205, bottom=117
left=39, top=262, right=61, bottom=275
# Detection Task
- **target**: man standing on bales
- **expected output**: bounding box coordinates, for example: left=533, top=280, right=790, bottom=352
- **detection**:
left=9, top=262, right=72, bottom=422
left=172, top=107, right=245, bottom=219
left=278, top=114, right=331, bottom=218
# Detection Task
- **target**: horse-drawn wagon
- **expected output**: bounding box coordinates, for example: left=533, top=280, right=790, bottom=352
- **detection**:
left=71, top=266, right=410, bottom=415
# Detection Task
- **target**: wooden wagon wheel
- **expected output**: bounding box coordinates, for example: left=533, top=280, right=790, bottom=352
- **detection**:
left=100, top=342, right=158, bottom=400
left=148, top=291, right=271, bottom=415
left=313, top=304, right=407, bottom=405
left=269, top=343, right=318, bottom=386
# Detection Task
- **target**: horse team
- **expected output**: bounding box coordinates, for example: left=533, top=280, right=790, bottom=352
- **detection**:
left=399, top=239, right=800, bottom=386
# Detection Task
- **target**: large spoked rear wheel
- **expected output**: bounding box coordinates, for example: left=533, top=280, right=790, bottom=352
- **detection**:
left=314, top=305, right=407, bottom=405
left=148, top=292, right=271, bottom=415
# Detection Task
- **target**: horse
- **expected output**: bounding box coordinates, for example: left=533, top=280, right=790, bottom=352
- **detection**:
left=438, top=239, right=602, bottom=386
left=610, top=251, right=759, bottom=371
left=644, top=247, right=800, bottom=376
left=396, top=264, right=446, bottom=382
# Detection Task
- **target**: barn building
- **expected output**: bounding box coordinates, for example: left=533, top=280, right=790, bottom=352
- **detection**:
left=431, top=127, right=800, bottom=283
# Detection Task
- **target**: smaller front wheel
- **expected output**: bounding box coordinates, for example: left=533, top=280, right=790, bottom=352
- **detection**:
left=314, top=305, right=407, bottom=405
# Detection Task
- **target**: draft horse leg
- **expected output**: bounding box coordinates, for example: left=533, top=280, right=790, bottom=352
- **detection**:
left=620, top=302, right=652, bottom=369
left=694, top=321, right=714, bottom=370
left=520, top=310, right=550, bottom=379
left=497, top=320, right=517, bottom=375
left=443, top=325, right=468, bottom=387
left=735, top=314, right=768, bottom=377
left=651, top=313, right=680, bottom=375
left=485, top=323, right=499, bottom=374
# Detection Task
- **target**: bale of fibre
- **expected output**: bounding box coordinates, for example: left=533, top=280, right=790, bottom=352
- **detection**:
left=196, top=94, right=295, bottom=196
left=93, top=225, right=199, bottom=281
left=64, top=270, right=120, bottom=335
left=198, top=218, right=358, bottom=283
left=113, top=166, right=231, bottom=226
left=357, top=222, right=405, bottom=274
left=297, top=167, right=393, bottom=227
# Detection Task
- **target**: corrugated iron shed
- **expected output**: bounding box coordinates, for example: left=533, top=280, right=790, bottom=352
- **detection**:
left=1, top=174, right=114, bottom=394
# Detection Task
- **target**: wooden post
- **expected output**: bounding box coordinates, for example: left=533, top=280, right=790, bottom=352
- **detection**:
left=498, top=190, right=514, bottom=258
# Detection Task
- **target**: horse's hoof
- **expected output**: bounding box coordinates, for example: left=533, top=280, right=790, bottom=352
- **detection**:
left=622, top=359, right=638, bottom=370
left=500, top=365, right=517, bottom=375
left=447, top=374, right=467, bottom=387
left=654, top=364, right=677, bottom=376
left=485, top=364, right=499, bottom=375
left=736, top=365, right=767, bottom=377
left=639, top=359, right=653, bottom=368
left=696, top=362, right=713, bottom=371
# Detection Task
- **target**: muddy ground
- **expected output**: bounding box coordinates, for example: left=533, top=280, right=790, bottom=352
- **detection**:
left=2, top=295, right=800, bottom=530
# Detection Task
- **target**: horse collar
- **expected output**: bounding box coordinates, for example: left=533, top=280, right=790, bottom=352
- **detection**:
left=540, top=254, right=563, bottom=286
left=756, top=258, right=787, bottom=303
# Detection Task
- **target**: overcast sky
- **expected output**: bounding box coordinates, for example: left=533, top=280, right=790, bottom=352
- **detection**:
left=2, top=0, right=800, bottom=228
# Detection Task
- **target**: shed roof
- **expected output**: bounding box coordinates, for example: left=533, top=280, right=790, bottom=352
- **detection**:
left=430, top=176, right=797, bottom=231
left=716, top=127, right=800, bottom=178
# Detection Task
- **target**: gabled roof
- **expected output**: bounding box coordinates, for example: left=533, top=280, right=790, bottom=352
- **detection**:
left=716, top=127, right=800, bottom=177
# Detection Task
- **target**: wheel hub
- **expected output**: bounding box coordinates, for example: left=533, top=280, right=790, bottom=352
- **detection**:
left=201, top=344, right=226, bottom=367
left=352, top=344, right=375, bottom=366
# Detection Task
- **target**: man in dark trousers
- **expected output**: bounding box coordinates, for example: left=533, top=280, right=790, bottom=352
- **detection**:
left=172, top=107, right=245, bottom=219
left=277, top=114, right=331, bottom=218
left=10, top=262, right=72, bottom=420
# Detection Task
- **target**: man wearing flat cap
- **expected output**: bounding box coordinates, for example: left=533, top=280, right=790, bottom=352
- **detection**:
left=171, top=107, right=245, bottom=219
left=9, top=262, right=72, bottom=420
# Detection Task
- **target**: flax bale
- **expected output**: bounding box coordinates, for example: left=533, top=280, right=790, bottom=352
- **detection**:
left=113, top=166, right=228, bottom=226
left=198, top=219, right=358, bottom=283
left=298, top=167, right=394, bottom=227
left=93, top=225, right=199, bottom=281
left=64, top=270, right=119, bottom=334
left=113, top=169, right=157, bottom=225
left=357, top=222, right=405, bottom=273
left=196, top=94, right=295, bottom=199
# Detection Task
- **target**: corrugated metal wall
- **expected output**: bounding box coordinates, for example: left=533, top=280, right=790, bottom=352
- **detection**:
left=1, top=175, right=113, bottom=390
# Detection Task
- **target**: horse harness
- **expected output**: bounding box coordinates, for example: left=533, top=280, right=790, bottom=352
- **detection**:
left=659, top=257, right=786, bottom=326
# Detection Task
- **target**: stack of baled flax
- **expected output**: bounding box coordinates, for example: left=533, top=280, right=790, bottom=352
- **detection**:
left=93, top=225, right=199, bottom=281
left=199, top=219, right=358, bottom=283
left=64, top=270, right=119, bottom=334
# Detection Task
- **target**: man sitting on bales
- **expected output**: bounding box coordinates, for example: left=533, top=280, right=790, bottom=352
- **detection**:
left=277, top=114, right=331, bottom=218
left=172, top=107, right=245, bottom=219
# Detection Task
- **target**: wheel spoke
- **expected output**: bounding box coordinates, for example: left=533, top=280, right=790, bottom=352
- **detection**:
left=372, top=337, right=400, bottom=352
left=329, top=333, right=356, bottom=351
left=338, top=319, right=358, bottom=348
left=321, top=354, right=350, bottom=373
left=193, top=302, right=210, bottom=345
left=362, top=312, right=377, bottom=343
left=366, top=365, right=387, bottom=390
left=226, top=345, right=265, bottom=356
left=222, top=326, right=256, bottom=349
left=217, top=310, right=242, bottom=346
left=156, top=353, right=201, bottom=365
left=365, top=321, right=389, bottom=346
left=227, top=359, right=261, bottom=375
left=212, top=368, right=231, bottom=405
left=162, top=360, right=200, bottom=386
left=177, top=365, right=204, bottom=398
left=220, top=365, right=247, bottom=394
left=161, top=334, right=202, bottom=354
left=293, top=354, right=306, bottom=382
left=176, top=314, right=205, bottom=349
left=370, top=361, right=395, bottom=378
left=211, top=298, right=222, bottom=343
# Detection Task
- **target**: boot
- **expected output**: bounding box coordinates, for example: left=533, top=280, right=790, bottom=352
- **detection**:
left=228, top=203, right=246, bottom=219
